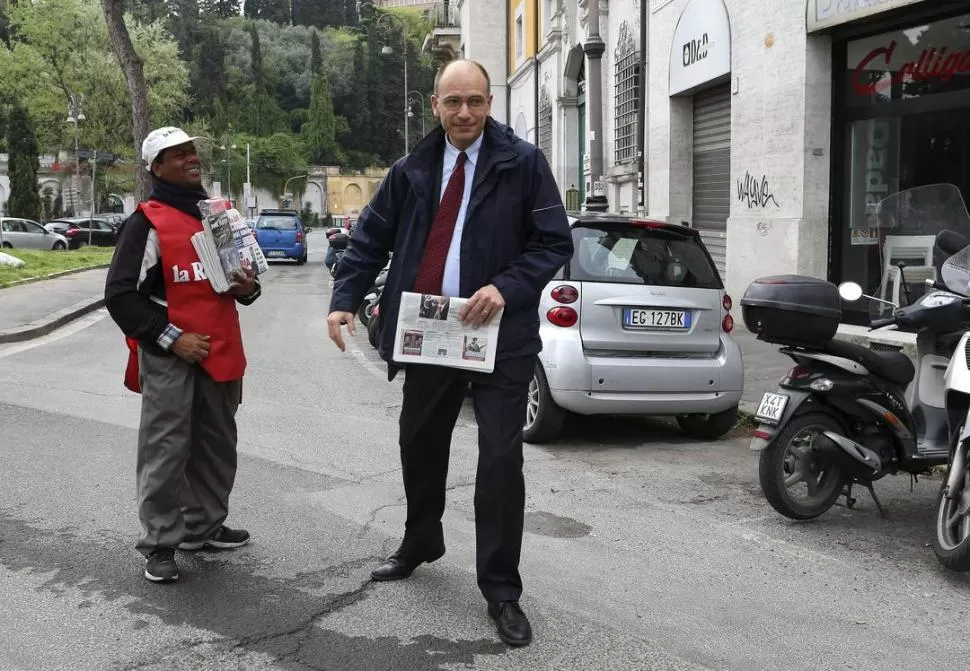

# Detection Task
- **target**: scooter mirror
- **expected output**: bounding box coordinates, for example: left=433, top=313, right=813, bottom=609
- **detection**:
left=838, top=281, right=864, bottom=302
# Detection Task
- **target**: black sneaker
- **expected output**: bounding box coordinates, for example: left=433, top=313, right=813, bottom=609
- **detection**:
left=144, top=548, right=178, bottom=583
left=178, top=525, right=251, bottom=551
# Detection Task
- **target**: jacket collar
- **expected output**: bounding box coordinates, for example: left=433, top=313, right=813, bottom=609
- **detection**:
left=404, top=118, right=518, bottom=196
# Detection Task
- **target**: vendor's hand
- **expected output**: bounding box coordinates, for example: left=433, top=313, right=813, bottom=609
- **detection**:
left=459, top=284, right=505, bottom=328
left=327, top=311, right=357, bottom=352
left=229, top=267, right=256, bottom=297
left=173, top=333, right=210, bottom=363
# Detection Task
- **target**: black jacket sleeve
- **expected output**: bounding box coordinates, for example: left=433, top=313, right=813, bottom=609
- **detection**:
left=103, top=211, right=170, bottom=344
left=329, top=163, right=404, bottom=314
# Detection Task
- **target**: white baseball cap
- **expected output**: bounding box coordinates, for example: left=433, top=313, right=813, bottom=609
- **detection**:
left=141, top=126, right=208, bottom=170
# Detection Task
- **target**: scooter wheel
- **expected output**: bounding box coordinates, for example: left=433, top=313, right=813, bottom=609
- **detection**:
left=932, top=441, right=970, bottom=571
left=759, top=412, right=846, bottom=520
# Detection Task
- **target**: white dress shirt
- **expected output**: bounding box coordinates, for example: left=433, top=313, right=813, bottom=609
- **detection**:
left=440, top=131, right=482, bottom=298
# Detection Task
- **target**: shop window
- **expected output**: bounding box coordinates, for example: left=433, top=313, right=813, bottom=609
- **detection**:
left=613, top=20, right=639, bottom=165
left=538, top=88, right=553, bottom=163
left=837, top=12, right=970, bottom=323
left=846, top=13, right=970, bottom=107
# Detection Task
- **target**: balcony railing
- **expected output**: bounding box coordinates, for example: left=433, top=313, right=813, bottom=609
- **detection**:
left=426, top=0, right=459, bottom=28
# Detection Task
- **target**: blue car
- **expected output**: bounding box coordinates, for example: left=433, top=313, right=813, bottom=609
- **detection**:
left=254, top=209, right=307, bottom=264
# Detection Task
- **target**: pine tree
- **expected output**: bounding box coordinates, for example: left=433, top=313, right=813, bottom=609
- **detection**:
left=310, top=30, right=322, bottom=74
left=347, top=38, right=370, bottom=154
left=200, top=0, right=239, bottom=18
left=6, top=103, right=42, bottom=221
left=305, top=66, right=339, bottom=164
left=244, top=0, right=291, bottom=24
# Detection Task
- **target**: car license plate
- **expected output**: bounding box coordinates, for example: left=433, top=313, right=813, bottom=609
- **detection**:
left=267, top=250, right=286, bottom=258
left=622, top=308, right=691, bottom=329
left=755, top=392, right=789, bottom=425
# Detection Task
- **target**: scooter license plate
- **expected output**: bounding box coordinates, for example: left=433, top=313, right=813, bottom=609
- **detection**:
left=755, top=392, right=789, bottom=425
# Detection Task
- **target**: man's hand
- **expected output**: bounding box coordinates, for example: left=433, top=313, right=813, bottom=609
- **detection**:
left=173, top=333, right=210, bottom=363
left=229, top=267, right=256, bottom=297
left=459, top=284, right=505, bottom=328
left=327, top=311, right=357, bottom=352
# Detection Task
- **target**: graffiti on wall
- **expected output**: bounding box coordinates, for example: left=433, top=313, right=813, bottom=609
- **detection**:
left=737, top=171, right=779, bottom=208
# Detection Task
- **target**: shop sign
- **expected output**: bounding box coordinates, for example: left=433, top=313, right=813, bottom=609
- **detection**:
left=669, top=0, right=731, bottom=96
left=852, top=39, right=970, bottom=96
left=807, top=0, right=928, bottom=33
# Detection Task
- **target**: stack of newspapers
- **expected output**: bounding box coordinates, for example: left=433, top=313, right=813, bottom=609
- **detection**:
left=192, top=198, right=269, bottom=293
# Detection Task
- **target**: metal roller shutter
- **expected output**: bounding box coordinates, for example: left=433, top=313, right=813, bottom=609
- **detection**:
left=692, top=83, right=731, bottom=279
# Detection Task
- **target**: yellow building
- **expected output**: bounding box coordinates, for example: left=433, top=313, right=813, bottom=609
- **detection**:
left=507, top=0, right=540, bottom=76
left=313, top=166, right=389, bottom=227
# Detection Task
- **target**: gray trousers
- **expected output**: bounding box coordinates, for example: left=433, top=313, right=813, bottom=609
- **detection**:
left=135, top=347, right=242, bottom=556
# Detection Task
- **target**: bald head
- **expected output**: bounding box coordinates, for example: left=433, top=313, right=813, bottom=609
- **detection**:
left=434, top=59, right=491, bottom=96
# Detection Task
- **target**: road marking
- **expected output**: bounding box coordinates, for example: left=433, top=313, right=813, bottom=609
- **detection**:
left=0, top=309, right=108, bottom=359
left=346, top=334, right=389, bottom=381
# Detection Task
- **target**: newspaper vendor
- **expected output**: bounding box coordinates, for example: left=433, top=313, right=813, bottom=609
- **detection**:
left=104, top=126, right=261, bottom=584
left=327, top=60, right=573, bottom=647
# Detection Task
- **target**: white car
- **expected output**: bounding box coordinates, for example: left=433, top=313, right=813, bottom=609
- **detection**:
left=525, top=214, right=744, bottom=443
left=1, top=217, right=68, bottom=250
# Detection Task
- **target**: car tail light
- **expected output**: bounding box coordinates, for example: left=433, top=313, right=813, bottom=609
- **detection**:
left=550, top=284, right=578, bottom=304
left=546, top=306, right=578, bottom=327
left=629, top=219, right=667, bottom=229
left=722, top=314, right=734, bottom=333
left=65, top=228, right=79, bottom=236
left=296, top=230, right=304, bottom=243
left=722, top=294, right=733, bottom=311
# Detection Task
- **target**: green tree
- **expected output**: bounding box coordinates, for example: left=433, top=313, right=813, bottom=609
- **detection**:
left=7, top=102, right=43, bottom=220
left=200, top=0, right=238, bottom=18
left=304, top=65, right=339, bottom=164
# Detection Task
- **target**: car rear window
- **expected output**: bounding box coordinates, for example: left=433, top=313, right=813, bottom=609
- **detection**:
left=257, top=216, right=298, bottom=230
left=568, top=224, right=722, bottom=289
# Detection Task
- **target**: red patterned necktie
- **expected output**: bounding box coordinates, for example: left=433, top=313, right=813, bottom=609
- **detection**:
left=412, top=151, right=468, bottom=296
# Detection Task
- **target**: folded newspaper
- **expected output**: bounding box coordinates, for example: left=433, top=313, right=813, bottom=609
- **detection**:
left=392, top=292, right=502, bottom=373
left=192, top=198, right=269, bottom=293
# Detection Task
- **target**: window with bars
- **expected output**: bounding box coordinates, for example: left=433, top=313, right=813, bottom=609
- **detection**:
left=613, top=21, right=640, bottom=164
left=538, top=89, right=553, bottom=162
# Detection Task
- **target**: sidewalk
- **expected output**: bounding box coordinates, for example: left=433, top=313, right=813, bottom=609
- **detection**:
left=734, top=326, right=793, bottom=415
left=0, top=268, right=108, bottom=343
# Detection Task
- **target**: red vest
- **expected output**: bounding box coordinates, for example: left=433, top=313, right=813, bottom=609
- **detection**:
left=123, top=200, right=247, bottom=393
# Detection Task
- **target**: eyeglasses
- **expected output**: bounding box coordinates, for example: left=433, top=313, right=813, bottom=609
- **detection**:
left=438, top=96, right=489, bottom=111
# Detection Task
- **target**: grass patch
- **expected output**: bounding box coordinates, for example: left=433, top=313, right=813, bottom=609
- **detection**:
left=0, top=248, right=114, bottom=288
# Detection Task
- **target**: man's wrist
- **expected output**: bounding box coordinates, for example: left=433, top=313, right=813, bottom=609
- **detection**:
left=157, top=323, right=183, bottom=351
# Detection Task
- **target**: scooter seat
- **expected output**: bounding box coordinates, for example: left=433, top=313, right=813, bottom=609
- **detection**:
left=823, top=340, right=915, bottom=387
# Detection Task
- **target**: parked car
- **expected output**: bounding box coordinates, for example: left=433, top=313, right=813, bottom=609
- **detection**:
left=524, top=213, right=744, bottom=444
left=0, top=217, right=68, bottom=250
left=44, top=217, right=119, bottom=249
left=253, top=209, right=307, bottom=264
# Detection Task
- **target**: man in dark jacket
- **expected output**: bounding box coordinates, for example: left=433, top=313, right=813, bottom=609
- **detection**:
left=105, top=127, right=260, bottom=584
left=327, top=60, right=573, bottom=647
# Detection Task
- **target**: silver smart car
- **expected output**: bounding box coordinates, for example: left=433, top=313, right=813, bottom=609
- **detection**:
left=525, top=214, right=744, bottom=443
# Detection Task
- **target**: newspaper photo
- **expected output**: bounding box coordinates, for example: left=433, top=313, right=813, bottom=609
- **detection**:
left=392, top=292, right=503, bottom=373
left=191, top=198, right=266, bottom=293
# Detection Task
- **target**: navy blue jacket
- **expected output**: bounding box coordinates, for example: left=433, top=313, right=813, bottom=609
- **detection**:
left=329, top=118, right=574, bottom=379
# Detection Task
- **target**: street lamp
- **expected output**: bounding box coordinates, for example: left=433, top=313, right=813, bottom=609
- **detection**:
left=65, top=94, right=85, bottom=219
left=407, top=90, right=426, bottom=137
left=281, top=174, right=309, bottom=208
left=220, top=134, right=237, bottom=203
left=376, top=12, right=409, bottom=155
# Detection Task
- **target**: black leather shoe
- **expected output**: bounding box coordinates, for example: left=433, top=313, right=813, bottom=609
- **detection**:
left=370, top=541, right=445, bottom=581
left=487, top=600, right=532, bottom=647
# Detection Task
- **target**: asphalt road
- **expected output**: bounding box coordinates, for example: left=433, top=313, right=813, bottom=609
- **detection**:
left=2, top=240, right=970, bottom=670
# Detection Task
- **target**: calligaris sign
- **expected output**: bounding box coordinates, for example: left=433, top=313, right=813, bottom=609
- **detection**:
left=852, top=40, right=970, bottom=96
left=806, top=0, right=929, bottom=33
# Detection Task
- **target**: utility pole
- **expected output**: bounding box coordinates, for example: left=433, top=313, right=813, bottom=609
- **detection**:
left=88, top=149, right=96, bottom=245
left=584, top=0, right=609, bottom=212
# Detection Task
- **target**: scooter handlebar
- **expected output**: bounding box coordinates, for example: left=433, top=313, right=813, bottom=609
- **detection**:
left=869, top=316, right=896, bottom=330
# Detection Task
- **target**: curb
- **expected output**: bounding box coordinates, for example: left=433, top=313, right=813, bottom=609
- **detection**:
left=1, top=263, right=110, bottom=289
left=0, top=297, right=106, bottom=344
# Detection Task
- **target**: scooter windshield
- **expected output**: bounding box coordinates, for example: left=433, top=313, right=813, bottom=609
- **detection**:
left=865, top=184, right=970, bottom=312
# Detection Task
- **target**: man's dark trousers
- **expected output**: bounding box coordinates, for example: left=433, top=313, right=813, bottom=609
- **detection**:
left=398, top=355, right=534, bottom=603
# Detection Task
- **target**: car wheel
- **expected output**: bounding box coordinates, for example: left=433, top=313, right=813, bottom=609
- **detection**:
left=523, top=362, right=565, bottom=444
left=1, top=242, right=11, bottom=248
left=676, top=405, right=740, bottom=440
left=77, top=240, right=88, bottom=248
left=52, top=241, right=66, bottom=251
